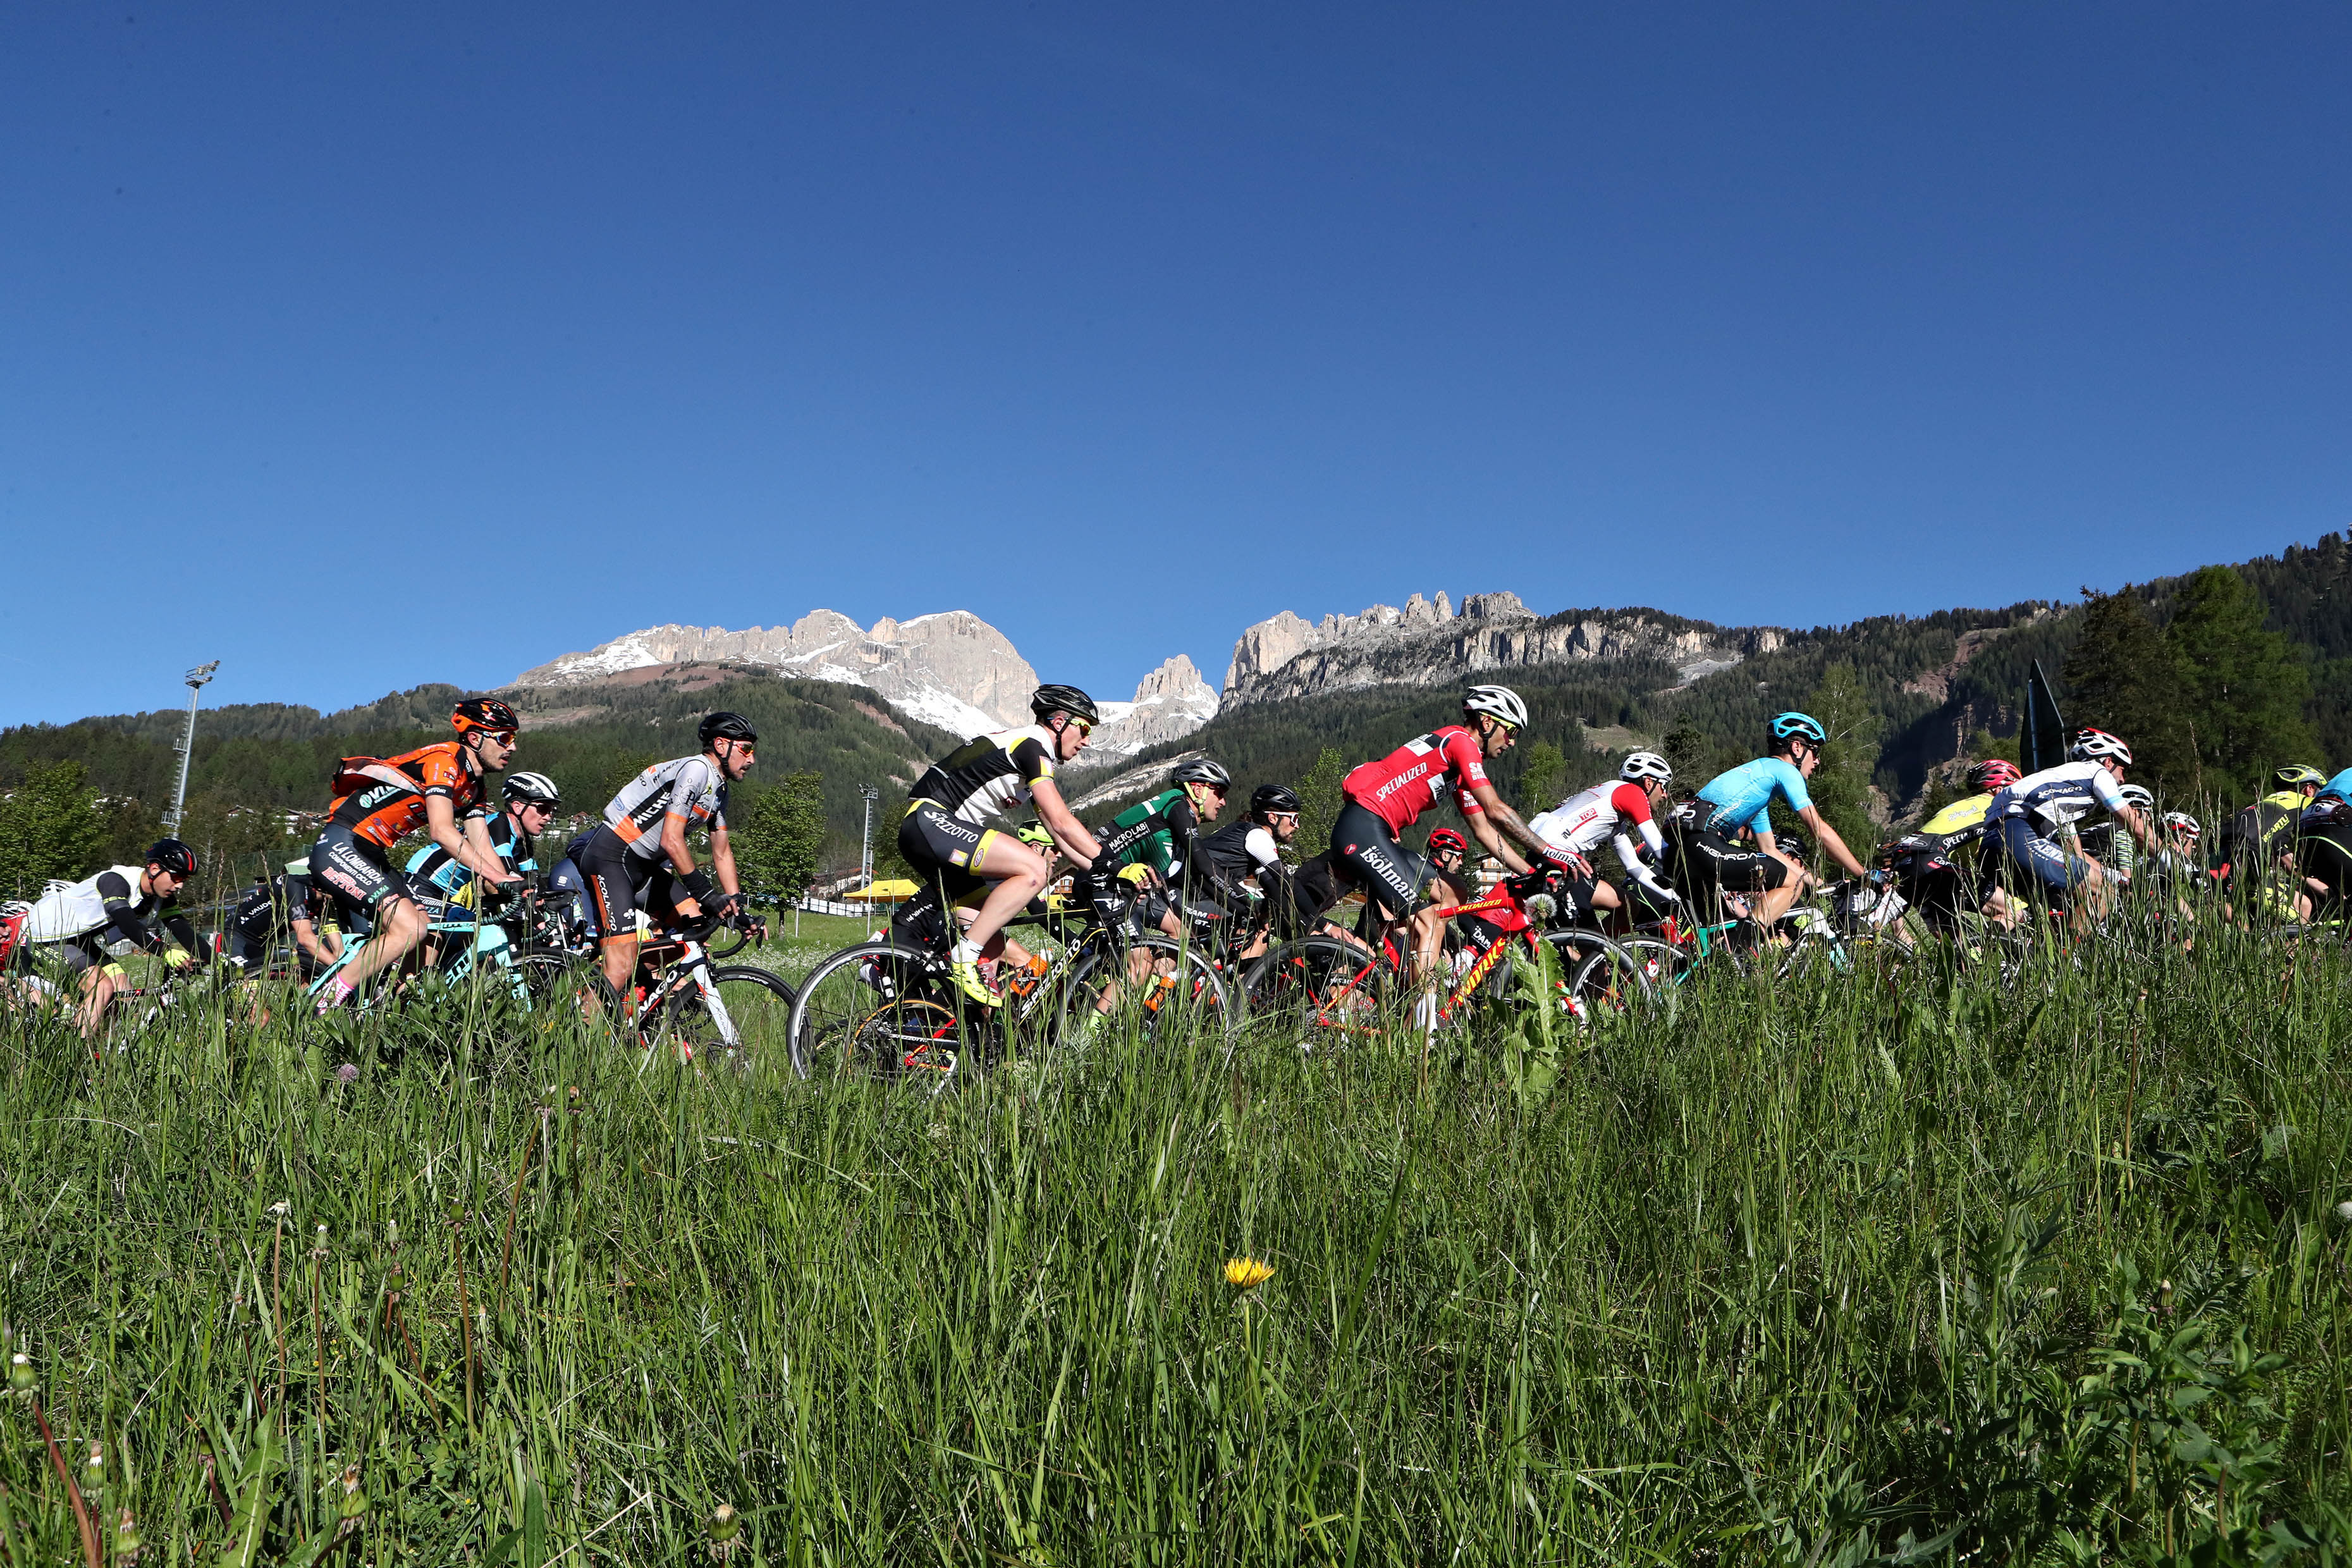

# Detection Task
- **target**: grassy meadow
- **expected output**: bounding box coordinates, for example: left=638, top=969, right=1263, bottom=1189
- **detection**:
left=1, top=922, right=2348, bottom=1564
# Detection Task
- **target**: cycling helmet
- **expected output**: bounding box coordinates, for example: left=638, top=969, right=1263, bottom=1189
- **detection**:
left=1031, top=684, right=1100, bottom=725
left=1619, top=751, right=1673, bottom=785
left=1968, top=759, right=2023, bottom=793
left=1250, top=783, right=1302, bottom=816
left=1014, top=820, right=1055, bottom=849
left=503, top=771, right=561, bottom=807
left=146, top=838, right=197, bottom=876
left=2069, top=727, right=2133, bottom=764
left=2116, top=784, right=2155, bottom=813
left=1770, top=711, right=1827, bottom=746
left=451, top=697, right=520, bottom=737
left=1426, top=828, right=1470, bottom=857
left=1462, top=684, right=1529, bottom=730
left=697, top=711, right=759, bottom=749
left=2276, top=764, right=2328, bottom=788
left=2161, top=811, right=2202, bottom=840
left=1170, top=758, right=1232, bottom=788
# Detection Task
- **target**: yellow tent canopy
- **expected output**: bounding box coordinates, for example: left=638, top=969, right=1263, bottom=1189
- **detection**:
left=842, top=879, right=921, bottom=902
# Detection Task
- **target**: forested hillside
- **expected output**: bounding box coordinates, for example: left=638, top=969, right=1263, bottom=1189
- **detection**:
left=0, top=670, right=955, bottom=900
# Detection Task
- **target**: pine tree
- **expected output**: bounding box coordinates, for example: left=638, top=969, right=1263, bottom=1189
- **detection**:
left=1292, top=747, right=1347, bottom=859
left=2061, top=586, right=2189, bottom=792
left=2163, top=565, right=2317, bottom=804
left=0, top=759, right=105, bottom=898
left=1799, top=663, right=1882, bottom=859
left=1517, top=740, right=1566, bottom=813
left=732, top=772, right=829, bottom=906
left=1662, top=721, right=1710, bottom=789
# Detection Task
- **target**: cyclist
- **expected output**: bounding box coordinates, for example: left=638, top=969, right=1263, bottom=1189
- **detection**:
left=1096, top=758, right=1234, bottom=945
left=11, top=838, right=203, bottom=1035
left=897, top=684, right=1109, bottom=1006
left=309, top=698, right=523, bottom=1010
left=1889, top=758, right=2021, bottom=933
left=1983, top=728, right=2164, bottom=931
left=224, top=857, right=341, bottom=981
left=1196, top=784, right=1304, bottom=957
left=2075, top=783, right=2157, bottom=888
left=2294, top=793, right=2352, bottom=922
left=1529, top=752, right=1681, bottom=924
left=1687, top=713, right=1871, bottom=940
left=2210, top=764, right=2325, bottom=921
left=1333, top=685, right=1588, bottom=984
left=407, top=770, right=561, bottom=953
left=580, top=713, right=756, bottom=1003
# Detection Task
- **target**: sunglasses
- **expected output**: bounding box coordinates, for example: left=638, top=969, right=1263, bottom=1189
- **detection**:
left=1069, top=719, right=1094, bottom=737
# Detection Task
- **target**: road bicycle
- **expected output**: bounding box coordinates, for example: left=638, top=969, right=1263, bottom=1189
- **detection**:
left=1244, top=867, right=1653, bottom=1044
left=785, top=887, right=1235, bottom=1089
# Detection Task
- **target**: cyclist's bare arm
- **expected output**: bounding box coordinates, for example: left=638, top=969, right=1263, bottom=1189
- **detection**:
left=1029, top=779, right=1102, bottom=865
left=429, top=797, right=517, bottom=885
left=707, top=823, right=742, bottom=898
left=1793, top=805, right=1868, bottom=879
left=1463, top=782, right=1585, bottom=876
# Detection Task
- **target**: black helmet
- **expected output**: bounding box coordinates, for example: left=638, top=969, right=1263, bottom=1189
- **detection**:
left=452, top=697, right=520, bottom=737
left=147, top=838, right=197, bottom=876
left=1170, top=758, right=1231, bottom=788
left=697, top=711, right=759, bottom=749
left=1251, top=783, right=1302, bottom=816
left=1030, top=684, right=1099, bottom=725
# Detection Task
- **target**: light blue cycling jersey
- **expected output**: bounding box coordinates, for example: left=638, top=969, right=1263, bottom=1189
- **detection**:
left=1695, top=757, right=1813, bottom=839
left=2322, top=768, right=2352, bottom=804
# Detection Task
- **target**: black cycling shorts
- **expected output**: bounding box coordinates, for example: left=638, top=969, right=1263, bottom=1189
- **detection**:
left=310, top=824, right=415, bottom=919
left=579, top=827, right=686, bottom=941
left=1688, top=826, right=1789, bottom=895
left=897, top=802, right=1001, bottom=902
left=1329, top=799, right=1430, bottom=922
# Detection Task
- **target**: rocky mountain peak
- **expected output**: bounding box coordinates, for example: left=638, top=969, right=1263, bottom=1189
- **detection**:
left=1084, top=655, right=1222, bottom=761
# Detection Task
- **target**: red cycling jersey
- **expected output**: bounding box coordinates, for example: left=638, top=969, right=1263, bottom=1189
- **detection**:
left=1341, top=726, right=1490, bottom=835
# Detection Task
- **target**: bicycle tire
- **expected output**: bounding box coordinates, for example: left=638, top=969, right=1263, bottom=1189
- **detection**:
left=785, top=941, right=987, bottom=1086
left=1054, top=933, right=1235, bottom=1056
left=651, top=964, right=795, bottom=1067
left=1245, top=934, right=1397, bottom=1044
left=1541, top=931, right=1655, bottom=1020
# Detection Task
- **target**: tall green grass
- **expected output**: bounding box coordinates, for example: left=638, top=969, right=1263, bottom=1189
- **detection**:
left=1, top=926, right=2346, bottom=1564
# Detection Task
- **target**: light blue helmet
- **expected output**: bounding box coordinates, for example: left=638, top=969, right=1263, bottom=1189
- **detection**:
left=1770, top=712, right=1827, bottom=746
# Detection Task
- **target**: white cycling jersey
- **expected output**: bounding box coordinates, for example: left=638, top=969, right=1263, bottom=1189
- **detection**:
left=1530, top=781, right=1667, bottom=859
left=1988, top=761, right=2127, bottom=832
left=23, top=866, right=156, bottom=944
left=601, top=756, right=730, bottom=860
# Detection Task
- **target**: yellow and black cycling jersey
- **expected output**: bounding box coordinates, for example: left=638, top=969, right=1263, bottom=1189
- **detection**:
left=906, top=725, right=1060, bottom=826
left=1918, top=793, right=1994, bottom=839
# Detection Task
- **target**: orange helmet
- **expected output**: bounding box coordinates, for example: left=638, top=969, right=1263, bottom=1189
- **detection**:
left=452, top=697, right=520, bottom=737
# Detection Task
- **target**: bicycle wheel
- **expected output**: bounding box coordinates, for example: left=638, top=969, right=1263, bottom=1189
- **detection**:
left=785, top=942, right=988, bottom=1086
left=1541, top=931, right=1655, bottom=1021
left=652, top=964, right=796, bottom=1067
left=1244, top=935, right=1397, bottom=1047
left=1054, top=933, right=1235, bottom=1055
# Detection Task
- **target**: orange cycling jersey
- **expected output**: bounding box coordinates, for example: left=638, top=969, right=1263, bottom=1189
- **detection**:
left=326, top=742, right=486, bottom=850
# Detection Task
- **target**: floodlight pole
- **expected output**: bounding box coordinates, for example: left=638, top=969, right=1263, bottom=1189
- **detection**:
left=164, top=661, right=221, bottom=833
left=859, top=785, right=881, bottom=892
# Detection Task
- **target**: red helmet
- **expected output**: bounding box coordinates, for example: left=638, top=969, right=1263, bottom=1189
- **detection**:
left=1426, top=828, right=1469, bottom=857
left=1968, top=758, right=2023, bottom=793
left=452, top=697, right=520, bottom=737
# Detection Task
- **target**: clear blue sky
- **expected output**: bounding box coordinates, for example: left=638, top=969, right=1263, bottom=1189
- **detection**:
left=4, top=3, right=2348, bottom=726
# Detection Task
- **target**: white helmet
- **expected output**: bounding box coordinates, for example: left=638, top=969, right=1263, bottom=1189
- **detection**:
left=1619, top=751, right=1673, bottom=785
left=1462, top=684, right=1528, bottom=730
left=2069, top=727, right=2134, bottom=764
left=2116, top=784, right=2155, bottom=812
left=2161, top=811, right=2201, bottom=839
left=503, top=770, right=562, bottom=807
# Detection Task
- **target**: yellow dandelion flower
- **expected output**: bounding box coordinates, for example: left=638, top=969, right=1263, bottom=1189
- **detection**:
left=1223, top=1256, right=1275, bottom=1289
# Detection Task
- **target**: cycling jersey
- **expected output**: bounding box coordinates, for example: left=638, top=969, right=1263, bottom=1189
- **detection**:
left=908, top=726, right=1060, bottom=826
left=1197, top=819, right=1285, bottom=885
left=20, top=866, right=198, bottom=967
left=1695, top=757, right=1812, bottom=840
left=1987, top=761, right=2126, bottom=832
left=601, top=756, right=730, bottom=860
left=1098, top=788, right=1204, bottom=883
left=326, top=742, right=486, bottom=850
left=2322, top=769, right=2352, bottom=804
left=1530, top=781, right=1664, bottom=858
left=407, top=810, right=537, bottom=905
left=1340, top=727, right=1489, bottom=835
left=1918, top=795, right=1994, bottom=838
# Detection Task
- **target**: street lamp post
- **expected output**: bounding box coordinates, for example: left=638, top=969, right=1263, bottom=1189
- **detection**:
left=859, top=785, right=881, bottom=892
left=164, top=661, right=221, bottom=834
